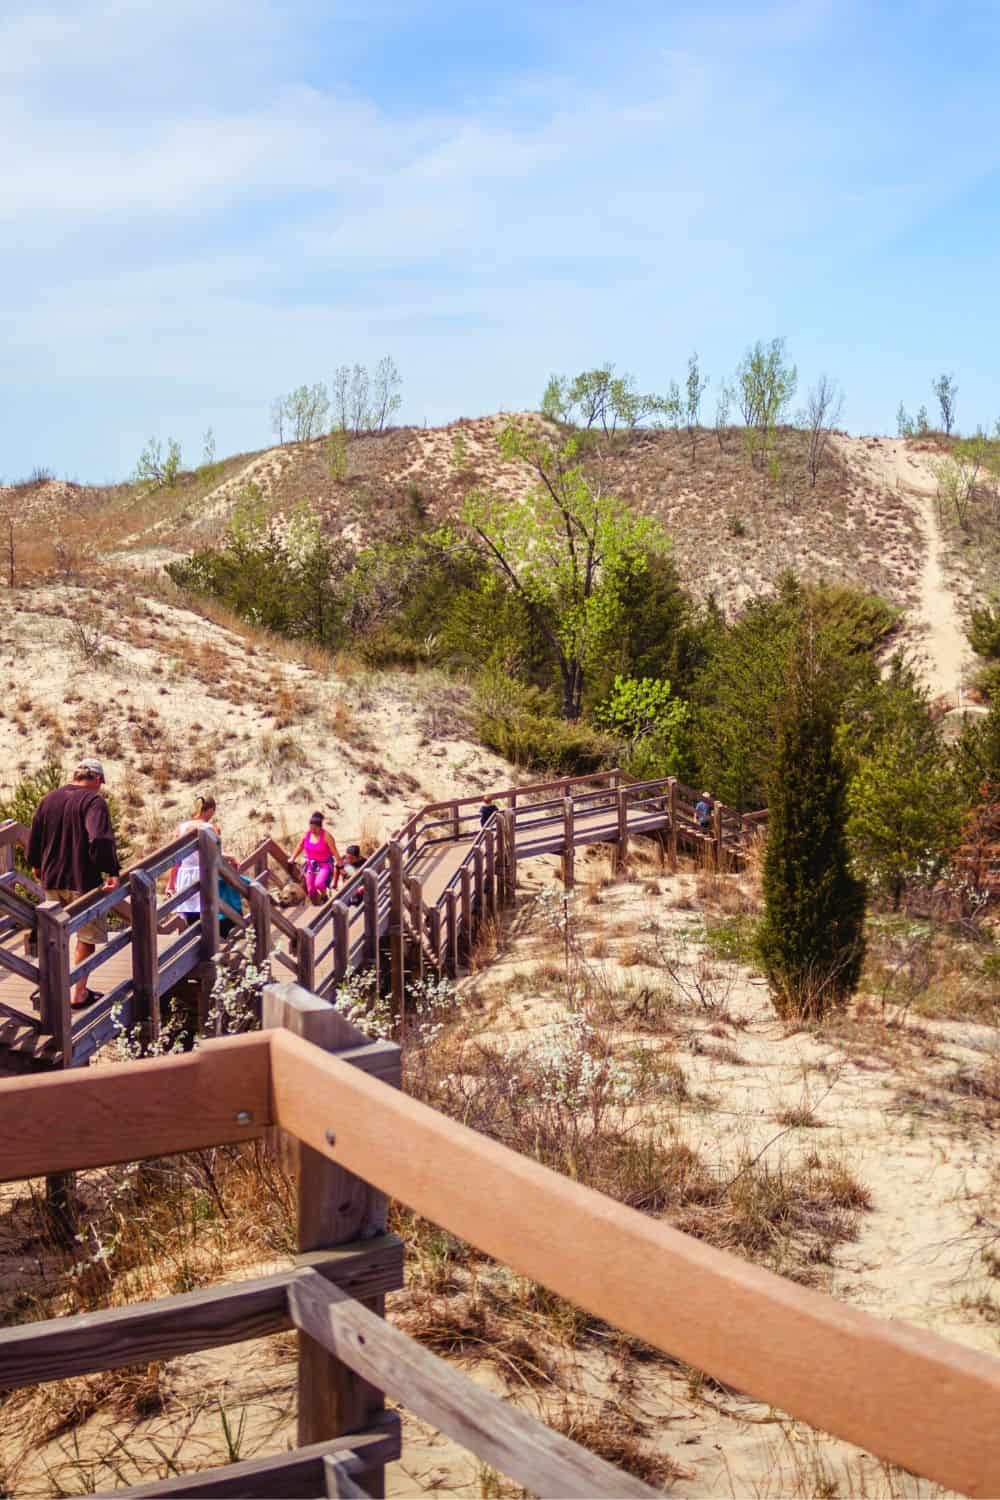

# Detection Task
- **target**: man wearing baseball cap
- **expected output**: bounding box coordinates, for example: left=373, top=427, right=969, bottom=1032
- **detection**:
left=27, top=758, right=121, bottom=1009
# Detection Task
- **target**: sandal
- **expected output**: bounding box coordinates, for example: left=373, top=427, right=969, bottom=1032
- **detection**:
left=71, top=988, right=103, bottom=1011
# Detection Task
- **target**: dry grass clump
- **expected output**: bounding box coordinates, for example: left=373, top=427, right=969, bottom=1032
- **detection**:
left=552, top=1401, right=688, bottom=1487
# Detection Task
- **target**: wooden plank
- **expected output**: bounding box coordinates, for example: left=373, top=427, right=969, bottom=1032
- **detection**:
left=616, top=787, right=629, bottom=874
left=388, top=842, right=404, bottom=1021
left=289, top=1272, right=657, bottom=1499
left=332, top=902, right=349, bottom=987
left=263, top=985, right=401, bottom=1493
left=155, top=932, right=203, bottom=997
left=362, top=871, right=380, bottom=985
left=96, top=1419, right=401, bottom=1499
left=472, top=843, right=485, bottom=931
left=269, top=1029, right=1000, bottom=1499
left=0, top=1034, right=271, bottom=1181
left=131, top=869, right=159, bottom=1050
left=0, top=1239, right=404, bottom=1388
left=459, top=866, right=473, bottom=960
left=561, top=797, right=575, bottom=889
left=428, top=905, right=442, bottom=976
left=297, top=926, right=317, bottom=991
left=249, top=878, right=272, bottom=968
left=0, top=940, right=41, bottom=985
left=405, top=877, right=423, bottom=983
left=36, top=900, right=71, bottom=1064
left=444, top=889, right=458, bottom=978
left=484, top=828, right=497, bottom=919
left=199, top=826, right=221, bottom=962
left=667, top=778, right=678, bottom=871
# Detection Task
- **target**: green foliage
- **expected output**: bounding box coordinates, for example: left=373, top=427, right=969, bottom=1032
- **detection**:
left=167, top=492, right=342, bottom=644
left=327, top=427, right=348, bottom=480
left=968, top=601, right=1000, bottom=659
left=197, top=427, right=224, bottom=486
left=954, top=699, right=1000, bottom=803
left=756, top=668, right=866, bottom=1020
left=594, top=675, right=691, bottom=780
left=896, top=402, right=914, bottom=439
left=461, top=422, right=671, bottom=717
left=475, top=669, right=616, bottom=775
left=539, top=364, right=666, bottom=435
left=135, top=436, right=183, bottom=488
left=734, top=338, right=797, bottom=469
left=843, top=667, right=959, bottom=905
left=692, top=576, right=897, bottom=810
left=931, top=372, right=958, bottom=435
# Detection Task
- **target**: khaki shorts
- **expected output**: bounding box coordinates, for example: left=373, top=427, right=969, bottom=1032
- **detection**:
left=45, top=890, right=108, bottom=946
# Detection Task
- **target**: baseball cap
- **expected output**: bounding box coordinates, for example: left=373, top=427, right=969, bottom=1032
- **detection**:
left=76, top=757, right=106, bottom=783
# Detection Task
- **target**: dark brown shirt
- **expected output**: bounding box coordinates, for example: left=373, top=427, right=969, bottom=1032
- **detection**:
left=27, top=785, right=120, bottom=892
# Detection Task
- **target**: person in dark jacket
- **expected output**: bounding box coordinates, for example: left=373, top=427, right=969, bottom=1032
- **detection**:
left=27, top=757, right=120, bottom=1009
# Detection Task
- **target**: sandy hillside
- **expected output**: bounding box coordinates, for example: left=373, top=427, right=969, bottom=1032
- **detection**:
left=833, top=436, right=974, bottom=705
left=0, top=576, right=511, bottom=859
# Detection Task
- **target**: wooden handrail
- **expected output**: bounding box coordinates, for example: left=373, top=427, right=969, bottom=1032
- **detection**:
left=2, top=1030, right=999, bottom=1496
left=271, top=1029, right=1000, bottom=1498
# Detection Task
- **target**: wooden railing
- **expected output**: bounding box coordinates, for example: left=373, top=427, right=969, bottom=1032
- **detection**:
left=0, top=980, right=997, bottom=1497
left=0, top=773, right=767, bottom=1067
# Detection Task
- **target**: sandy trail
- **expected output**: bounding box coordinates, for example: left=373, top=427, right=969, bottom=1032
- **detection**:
left=835, top=437, right=970, bottom=703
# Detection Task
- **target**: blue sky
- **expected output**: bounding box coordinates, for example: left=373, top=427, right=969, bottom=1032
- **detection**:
left=3, top=0, right=1000, bottom=481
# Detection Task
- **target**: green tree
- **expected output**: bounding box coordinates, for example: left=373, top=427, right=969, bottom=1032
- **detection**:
left=135, top=436, right=183, bottom=488
left=734, top=338, right=797, bottom=469
left=896, top=402, right=914, bottom=439
left=685, top=352, right=709, bottom=463
left=843, top=665, right=959, bottom=907
left=539, top=364, right=666, bottom=437
left=954, top=698, right=1000, bottom=803
left=757, top=662, right=866, bottom=1020
left=460, top=423, right=670, bottom=718
left=692, top=577, right=894, bottom=810
left=594, top=674, right=690, bottom=778
left=932, top=372, right=958, bottom=435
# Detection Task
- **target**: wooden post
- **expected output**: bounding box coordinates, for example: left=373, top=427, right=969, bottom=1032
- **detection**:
left=561, top=796, right=575, bottom=890
left=429, top=906, right=443, bottom=977
left=129, top=870, right=160, bottom=1050
left=406, top=877, right=424, bottom=983
left=616, top=787, right=629, bottom=877
left=609, top=769, right=621, bottom=790
left=36, top=900, right=71, bottom=1062
left=445, top=889, right=459, bottom=978
left=493, top=817, right=505, bottom=908
left=451, top=802, right=460, bottom=841
left=388, top=842, right=404, bottom=1022
left=472, top=844, right=485, bottom=931
left=484, top=829, right=497, bottom=920
left=36, top=899, right=73, bottom=1220
left=249, top=878, right=272, bottom=970
left=502, top=810, right=517, bottom=904
left=332, top=903, right=350, bottom=988
left=298, top=926, right=317, bottom=993
left=460, top=866, right=473, bottom=961
left=198, top=826, right=221, bottom=963
left=712, top=801, right=724, bottom=872
left=362, top=871, right=380, bottom=990
left=667, top=778, right=678, bottom=872
left=263, top=983, right=402, bottom=1498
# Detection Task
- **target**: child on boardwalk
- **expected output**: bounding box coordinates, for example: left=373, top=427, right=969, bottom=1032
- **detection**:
left=292, top=811, right=340, bottom=905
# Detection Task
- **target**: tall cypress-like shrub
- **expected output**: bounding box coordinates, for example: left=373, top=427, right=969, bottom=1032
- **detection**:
left=757, top=667, right=866, bottom=1020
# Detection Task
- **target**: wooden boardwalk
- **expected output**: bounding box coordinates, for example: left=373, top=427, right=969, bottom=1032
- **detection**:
left=0, top=772, right=765, bottom=1069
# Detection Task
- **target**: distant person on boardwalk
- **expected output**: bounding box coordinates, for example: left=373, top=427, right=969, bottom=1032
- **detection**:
left=340, top=843, right=365, bottom=907
left=165, top=794, right=221, bottom=929
left=27, top=757, right=120, bottom=1010
left=479, top=794, right=497, bottom=828
left=695, top=791, right=714, bottom=834
left=291, top=811, right=340, bottom=905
